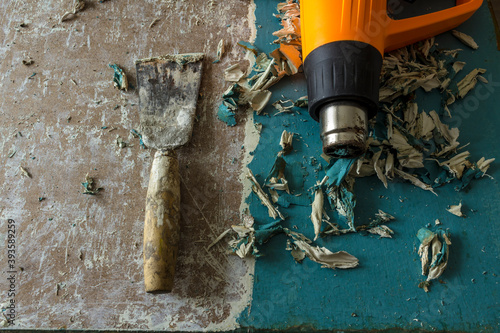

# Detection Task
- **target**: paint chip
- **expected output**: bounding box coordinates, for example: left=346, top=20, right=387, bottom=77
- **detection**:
left=287, top=230, right=359, bottom=269
left=246, top=168, right=284, bottom=220
left=60, top=0, right=85, bottom=22
left=417, top=227, right=452, bottom=292
left=19, top=166, right=31, bottom=178
left=81, top=173, right=102, bottom=195
left=213, top=39, right=225, bottom=63
left=279, top=130, right=293, bottom=155
left=451, top=30, right=479, bottom=50
left=446, top=202, right=465, bottom=217
left=108, top=64, right=128, bottom=91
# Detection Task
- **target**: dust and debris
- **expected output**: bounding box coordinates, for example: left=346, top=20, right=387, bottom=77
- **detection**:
left=130, top=129, right=146, bottom=148
left=272, top=99, right=295, bottom=115
left=81, top=173, right=102, bottom=195
left=148, top=18, right=160, bottom=29
left=357, top=210, right=396, bottom=238
left=294, top=96, right=308, bottom=108
left=417, top=227, right=452, bottom=292
left=56, top=282, right=67, bottom=296
left=227, top=215, right=259, bottom=258
left=116, top=135, right=129, bottom=148
left=60, top=0, right=86, bottom=22
left=19, top=166, right=31, bottom=178
left=360, top=64, right=492, bottom=192
left=446, top=202, right=465, bottom=217
left=214, top=39, right=225, bottom=63
left=108, top=64, right=129, bottom=91
left=452, top=61, right=466, bottom=74
left=273, top=1, right=300, bottom=43
left=366, top=225, right=394, bottom=238
left=7, top=148, right=16, bottom=158
left=22, top=57, right=34, bottom=66
left=379, top=38, right=446, bottom=103
left=217, top=3, right=303, bottom=126
left=451, top=30, right=479, bottom=50
left=322, top=159, right=358, bottom=232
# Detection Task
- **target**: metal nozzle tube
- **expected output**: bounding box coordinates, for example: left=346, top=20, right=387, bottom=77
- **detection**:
left=319, top=103, right=368, bottom=158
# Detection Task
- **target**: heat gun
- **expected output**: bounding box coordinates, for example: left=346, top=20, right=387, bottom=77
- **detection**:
left=301, top=0, right=483, bottom=158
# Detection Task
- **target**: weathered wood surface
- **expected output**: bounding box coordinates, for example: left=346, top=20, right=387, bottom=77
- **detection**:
left=0, top=0, right=255, bottom=330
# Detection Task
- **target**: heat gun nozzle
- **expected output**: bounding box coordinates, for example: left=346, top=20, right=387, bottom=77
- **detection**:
left=319, top=103, right=368, bottom=159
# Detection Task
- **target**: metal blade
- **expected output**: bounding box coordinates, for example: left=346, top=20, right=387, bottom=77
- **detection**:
left=136, top=53, right=204, bottom=150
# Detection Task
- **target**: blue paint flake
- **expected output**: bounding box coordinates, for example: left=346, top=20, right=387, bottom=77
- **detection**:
left=108, top=63, right=128, bottom=91
left=324, top=158, right=356, bottom=187
left=130, top=129, right=147, bottom=149
left=217, top=103, right=236, bottom=127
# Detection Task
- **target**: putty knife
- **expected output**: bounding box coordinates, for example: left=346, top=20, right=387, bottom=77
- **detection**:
left=136, top=53, right=204, bottom=293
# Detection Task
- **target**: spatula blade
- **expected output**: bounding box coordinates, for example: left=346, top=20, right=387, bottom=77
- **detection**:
left=136, top=53, right=204, bottom=151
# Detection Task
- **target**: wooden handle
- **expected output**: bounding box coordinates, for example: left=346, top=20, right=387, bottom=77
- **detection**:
left=143, top=150, right=180, bottom=293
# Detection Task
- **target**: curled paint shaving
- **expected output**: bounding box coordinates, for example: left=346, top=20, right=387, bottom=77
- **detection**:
left=108, top=64, right=128, bottom=91
left=310, top=185, right=324, bottom=241
left=213, top=39, right=225, bottom=63
left=246, top=169, right=284, bottom=220
left=265, top=155, right=290, bottom=201
left=417, top=227, right=452, bottom=292
left=279, top=130, right=293, bottom=155
left=451, top=30, right=479, bottom=50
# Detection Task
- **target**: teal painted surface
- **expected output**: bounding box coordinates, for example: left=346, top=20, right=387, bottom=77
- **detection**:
left=239, top=1, right=500, bottom=331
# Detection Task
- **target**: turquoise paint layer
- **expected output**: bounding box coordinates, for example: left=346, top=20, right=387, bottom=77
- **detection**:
left=239, top=1, right=500, bottom=331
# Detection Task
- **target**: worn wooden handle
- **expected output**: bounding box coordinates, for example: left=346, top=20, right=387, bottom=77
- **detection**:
left=143, top=150, right=180, bottom=293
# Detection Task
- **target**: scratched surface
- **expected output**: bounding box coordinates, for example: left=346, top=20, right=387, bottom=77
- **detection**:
left=0, top=0, right=256, bottom=330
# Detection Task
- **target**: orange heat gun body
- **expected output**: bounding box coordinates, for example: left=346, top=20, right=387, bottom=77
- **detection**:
left=301, top=0, right=483, bottom=158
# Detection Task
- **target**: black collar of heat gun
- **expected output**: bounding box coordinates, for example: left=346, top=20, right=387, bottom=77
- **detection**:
left=303, top=40, right=383, bottom=122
